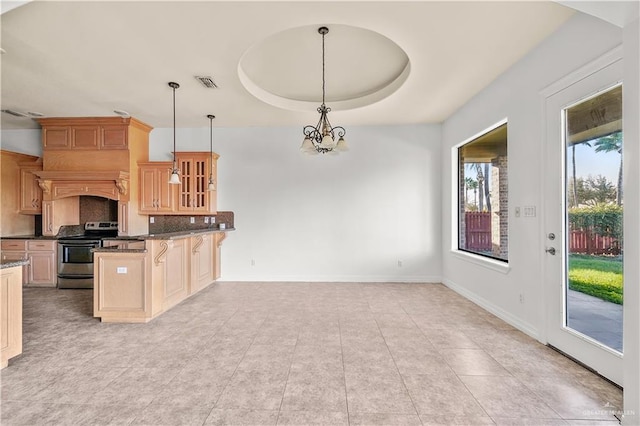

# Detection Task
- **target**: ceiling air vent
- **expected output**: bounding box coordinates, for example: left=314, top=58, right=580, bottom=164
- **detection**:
left=195, top=76, right=218, bottom=89
left=1, top=109, right=29, bottom=117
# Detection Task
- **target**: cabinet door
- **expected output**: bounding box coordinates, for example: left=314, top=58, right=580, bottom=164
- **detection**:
left=71, top=125, right=100, bottom=149
left=42, top=126, right=71, bottom=149
left=0, top=252, right=27, bottom=285
left=19, top=167, right=43, bottom=214
left=28, top=251, right=56, bottom=286
left=156, top=167, right=175, bottom=212
left=176, top=154, right=214, bottom=213
left=101, top=126, right=128, bottom=150
left=1, top=267, right=22, bottom=367
left=163, top=239, right=189, bottom=310
left=190, top=234, right=213, bottom=294
left=42, top=201, right=54, bottom=236
left=139, top=164, right=175, bottom=213
left=139, top=167, right=159, bottom=212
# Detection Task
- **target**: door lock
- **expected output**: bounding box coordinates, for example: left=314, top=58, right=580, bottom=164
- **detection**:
left=548, top=233, right=556, bottom=240
left=545, top=247, right=556, bottom=255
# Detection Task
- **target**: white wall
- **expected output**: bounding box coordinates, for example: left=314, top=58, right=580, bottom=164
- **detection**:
left=440, top=13, right=623, bottom=337
left=150, top=124, right=442, bottom=282
left=0, top=129, right=41, bottom=155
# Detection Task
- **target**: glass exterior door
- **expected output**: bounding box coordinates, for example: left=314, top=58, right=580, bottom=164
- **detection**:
left=544, top=57, right=623, bottom=386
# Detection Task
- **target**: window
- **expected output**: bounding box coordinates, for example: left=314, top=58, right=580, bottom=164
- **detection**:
left=458, top=122, right=508, bottom=262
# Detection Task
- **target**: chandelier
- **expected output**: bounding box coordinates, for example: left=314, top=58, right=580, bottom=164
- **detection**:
left=300, top=26, right=348, bottom=155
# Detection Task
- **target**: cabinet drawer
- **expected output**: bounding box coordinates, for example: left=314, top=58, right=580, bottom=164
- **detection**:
left=27, top=240, right=56, bottom=251
left=1, top=241, right=27, bottom=251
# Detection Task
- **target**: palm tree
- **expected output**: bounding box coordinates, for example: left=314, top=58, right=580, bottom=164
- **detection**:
left=465, top=177, right=478, bottom=210
left=569, top=140, right=591, bottom=208
left=593, top=132, right=623, bottom=205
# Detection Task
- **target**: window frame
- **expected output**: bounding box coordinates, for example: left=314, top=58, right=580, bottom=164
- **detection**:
left=451, top=118, right=510, bottom=269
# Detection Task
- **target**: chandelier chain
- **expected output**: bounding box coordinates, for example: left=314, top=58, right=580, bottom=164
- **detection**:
left=322, top=29, right=326, bottom=106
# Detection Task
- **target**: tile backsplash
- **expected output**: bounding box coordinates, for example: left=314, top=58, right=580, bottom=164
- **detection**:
left=148, top=211, right=234, bottom=234
left=79, top=196, right=118, bottom=223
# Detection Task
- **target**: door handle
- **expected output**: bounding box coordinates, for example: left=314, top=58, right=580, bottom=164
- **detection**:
left=545, top=247, right=556, bottom=255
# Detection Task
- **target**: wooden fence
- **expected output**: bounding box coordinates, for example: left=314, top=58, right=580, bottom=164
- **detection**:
left=464, top=213, right=620, bottom=256
left=464, top=212, right=492, bottom=251
left=569, top=228, right=621, bottom=255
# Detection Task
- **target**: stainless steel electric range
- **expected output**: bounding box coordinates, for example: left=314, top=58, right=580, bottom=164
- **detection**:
left=57, top=221, right=118, bottom=289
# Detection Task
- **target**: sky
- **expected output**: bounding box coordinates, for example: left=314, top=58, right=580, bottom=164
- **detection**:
left=571, top=140, right=621, bottom=184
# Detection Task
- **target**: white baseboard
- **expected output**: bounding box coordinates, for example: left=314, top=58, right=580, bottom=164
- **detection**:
left=442, top=278, right=540, bottom=341
left=217, top=275, right=442, bottom=283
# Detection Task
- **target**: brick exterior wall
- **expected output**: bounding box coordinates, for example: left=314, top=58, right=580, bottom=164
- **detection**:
left=491, top=155, right=508, bottom=259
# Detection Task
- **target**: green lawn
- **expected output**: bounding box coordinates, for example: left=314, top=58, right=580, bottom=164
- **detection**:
left=568, top=254, right=623, bottom=304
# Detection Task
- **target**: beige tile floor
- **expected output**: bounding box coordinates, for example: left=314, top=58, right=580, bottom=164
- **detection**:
left=0, top=282, right=623, bottom=425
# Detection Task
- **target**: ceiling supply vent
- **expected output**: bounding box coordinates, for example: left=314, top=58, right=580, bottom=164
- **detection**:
left=195, top=76, right=218, bottom=89
left=1, top=109, right=29, bottom=117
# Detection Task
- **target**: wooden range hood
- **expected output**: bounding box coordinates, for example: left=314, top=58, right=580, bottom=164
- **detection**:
left=33, top=170, right=130, bottom=202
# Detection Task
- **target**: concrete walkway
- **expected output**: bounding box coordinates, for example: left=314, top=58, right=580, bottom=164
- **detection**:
left=567, top=289, right=623, bottom=352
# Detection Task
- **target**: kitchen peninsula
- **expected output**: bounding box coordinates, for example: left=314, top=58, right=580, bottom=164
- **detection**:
left=93, top=227, right=232, bottom=323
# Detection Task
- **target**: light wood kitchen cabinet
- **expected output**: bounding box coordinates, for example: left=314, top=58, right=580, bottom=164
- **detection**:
left=190, top=233, right=214, bottom=294
left=1, top=241, right=28, bottom=286
left=42, top=126, right=71, bottom=149
left=71, top=125, right=100, bottom=149
left=94, top=230, right=229, bottom=323
left=176, top=152, right=218, bottom=214
left=42, top=198, right=80, bottom=237
left=26, top=241, right=56, bottom=287
left=101, top=126, right=128, bottom=149
left=138, top=162, right=175, bottom=213
left=0, top=240, right=56, bottom=287
left=40, top=118, right=129, bottom=151
left=1, top=265, right=23, bottom=368
left=19, top=163, right=43, bottom=214
left=161, top=238, right=189, bottom=310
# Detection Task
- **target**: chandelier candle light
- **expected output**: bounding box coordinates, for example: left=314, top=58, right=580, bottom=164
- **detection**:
left=301, top=26, right=348, bottom=155
left=168, top=81, right=181, bottom=184
left=207, top=114, right=216, bottom=191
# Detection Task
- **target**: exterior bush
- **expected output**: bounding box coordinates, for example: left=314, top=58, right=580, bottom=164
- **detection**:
left=568, top=204, right=623, bottom=240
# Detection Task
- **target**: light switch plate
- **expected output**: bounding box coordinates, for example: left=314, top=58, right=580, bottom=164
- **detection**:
left=524, top=206, right=536, bottom=217
left=204, top=217, right=209, bottom=224
left=150, top=217, right=155, bottom=224
left=190, top=217, right=195, bottom=224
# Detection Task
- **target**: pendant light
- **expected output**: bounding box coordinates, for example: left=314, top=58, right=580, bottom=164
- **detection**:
left=301, top=26, right=348, bottom=155
left=168, top=81, right=181, bottom=185
left=207, top=114, right=216, bottom=191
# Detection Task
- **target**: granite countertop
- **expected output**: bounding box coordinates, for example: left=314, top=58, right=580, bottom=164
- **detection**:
left=1, top=259, right=30, bottom=269
left=133, top=227, right=235, bottom=240
left=1, top=235, right=58, bottom=240
left=92, top=246, right=147, bottom=254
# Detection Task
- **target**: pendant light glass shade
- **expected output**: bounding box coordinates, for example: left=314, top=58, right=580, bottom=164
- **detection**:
left=169, top=171, right=181, bottom=184
left=168, top=81, right=181, bottom=184
left=335, top=136, right=348, bottom=151
left=207, top=114, right=216, bottom=191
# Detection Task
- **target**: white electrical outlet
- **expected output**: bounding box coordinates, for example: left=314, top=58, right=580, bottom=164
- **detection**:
left=150, top=217, right=155, bottom=224
left=117, top=267, right=127, bottom=274
left=211, top=217, right=216, bottom=223
left=190, top=217, right=195, bottom=224
left=204, top=217, right=209, bottom=224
